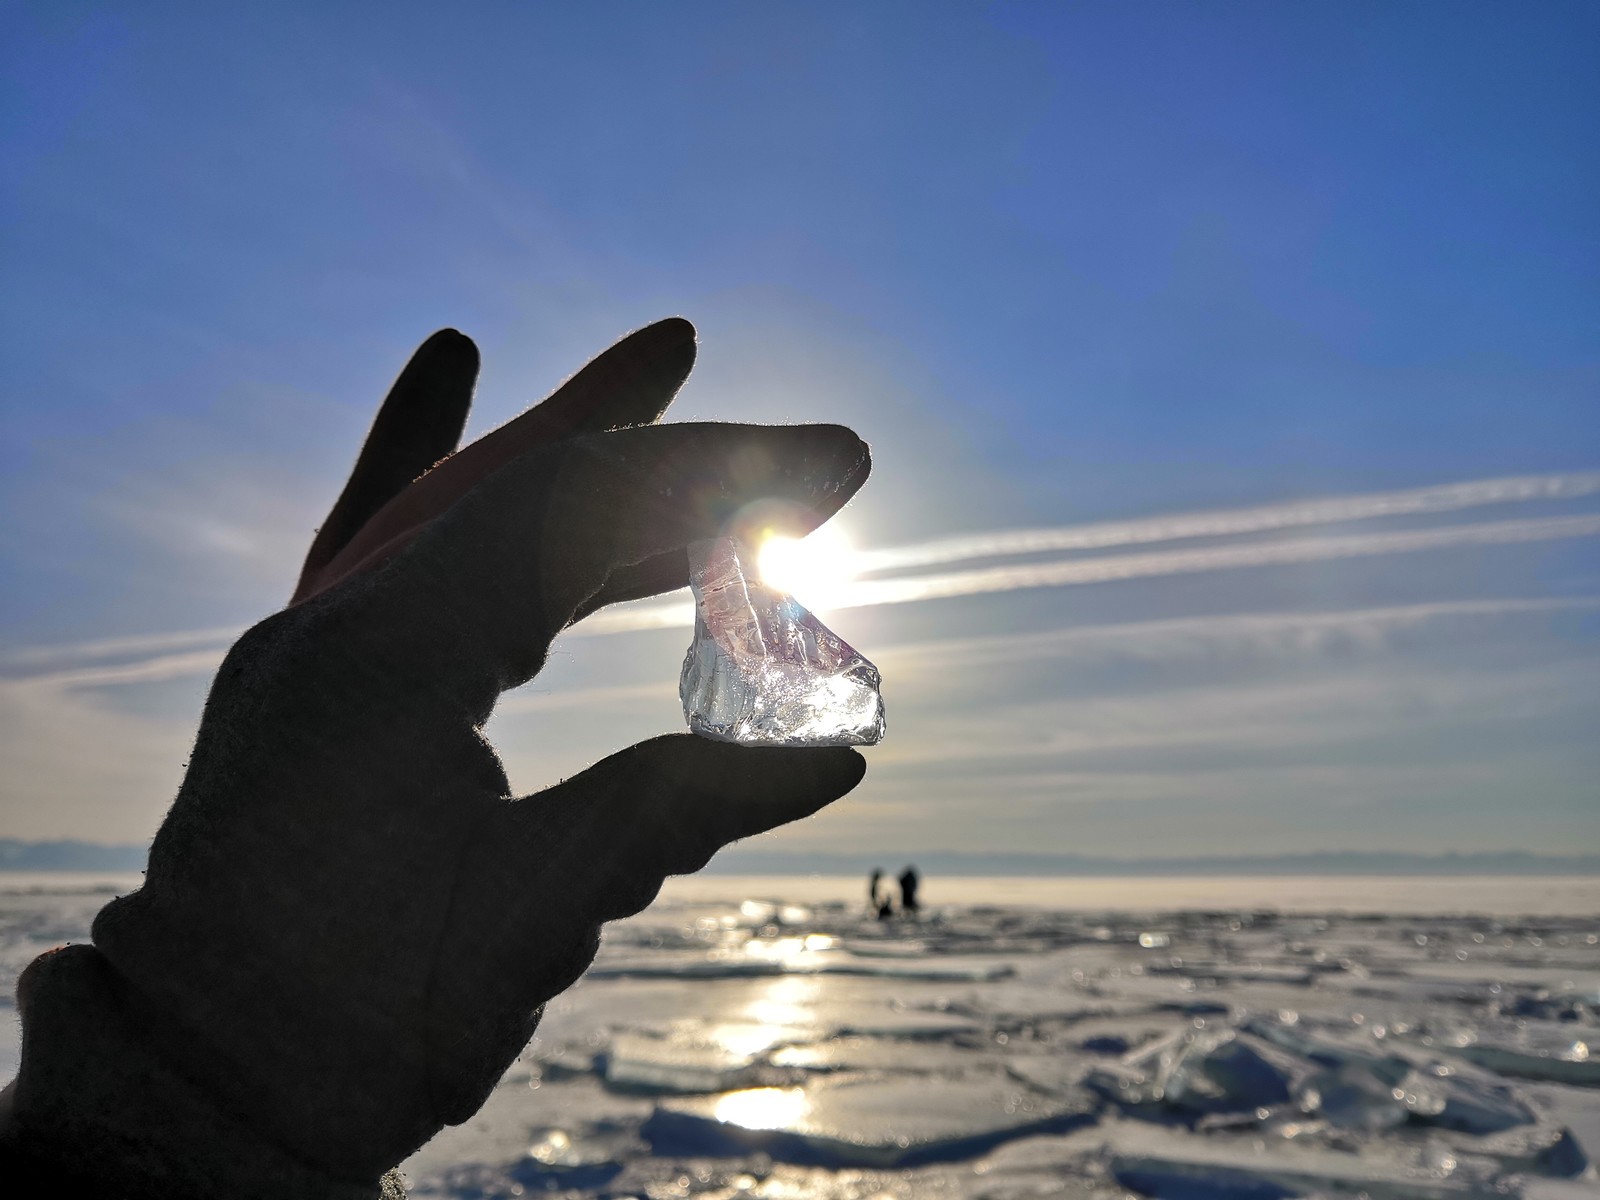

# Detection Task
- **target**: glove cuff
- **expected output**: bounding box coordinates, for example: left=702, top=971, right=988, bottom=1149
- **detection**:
left=1, top=944, right=406, bottom=1200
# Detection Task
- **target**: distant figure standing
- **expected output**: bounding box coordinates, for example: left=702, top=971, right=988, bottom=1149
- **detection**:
left=898, top=865, right=921, bottom=914
left=869, top=867, right=894, bottom=920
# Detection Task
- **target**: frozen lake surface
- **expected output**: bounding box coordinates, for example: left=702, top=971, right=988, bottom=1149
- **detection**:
left=2, top=873, right=1596, bottom=1198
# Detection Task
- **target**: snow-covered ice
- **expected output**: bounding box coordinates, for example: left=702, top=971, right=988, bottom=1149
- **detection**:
left=1, top=873, right=1596, bottom=1198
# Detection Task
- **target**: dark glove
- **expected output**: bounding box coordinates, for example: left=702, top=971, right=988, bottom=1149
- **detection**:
left=1, top=319, right=870, bottom=1197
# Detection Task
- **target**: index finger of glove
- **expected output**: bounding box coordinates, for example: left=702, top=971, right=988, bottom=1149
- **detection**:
left=294, top=318, right=698, bottom=604
left=346, top=421, right=870, bottom=723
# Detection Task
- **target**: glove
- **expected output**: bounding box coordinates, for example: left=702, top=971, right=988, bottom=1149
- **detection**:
left=1, top=318, right=870, bottom=1197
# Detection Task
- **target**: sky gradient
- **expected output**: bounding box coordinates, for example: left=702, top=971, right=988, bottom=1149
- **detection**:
left=3, top=2, right=1597, bottom=857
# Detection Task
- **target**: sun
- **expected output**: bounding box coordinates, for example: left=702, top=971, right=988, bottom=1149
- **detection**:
left=757, top=522, right=857, bottom=602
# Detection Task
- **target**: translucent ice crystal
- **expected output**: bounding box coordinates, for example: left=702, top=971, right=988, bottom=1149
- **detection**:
left=679, top=537, right=885, bottom=746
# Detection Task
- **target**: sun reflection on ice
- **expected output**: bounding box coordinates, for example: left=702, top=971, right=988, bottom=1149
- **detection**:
left=704, top=1022, right=797, bottom=1060
left=712, top=1086, right=810, bottom=1131
left=740, top=975, right=822, bottom=1028
left=740, top=933, right=836, bottom=965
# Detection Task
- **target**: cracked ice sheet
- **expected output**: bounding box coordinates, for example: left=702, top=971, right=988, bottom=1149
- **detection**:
left=4, top=880, right=1598, bottom=1198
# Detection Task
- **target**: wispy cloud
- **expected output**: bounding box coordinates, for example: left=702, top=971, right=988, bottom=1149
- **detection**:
left=875, top=597, right=1600, bottom=672
left=0, top=678, right=197, bottom=841
left=794, top=643, right=1600, bottom=855
left=515, top=597, right=1600, bottom=714
left=871, top=654, right=1600, bottom=771
left=495, top=681, right=668, bottom=715
left=2, top=626, right=242, bottom=669
left=6, top=649, right=231, bottom=692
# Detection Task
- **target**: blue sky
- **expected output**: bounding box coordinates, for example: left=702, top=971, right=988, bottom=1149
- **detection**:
left=2, top=2, right=1597, bottom=856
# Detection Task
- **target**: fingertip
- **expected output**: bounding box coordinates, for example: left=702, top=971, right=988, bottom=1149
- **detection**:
left=736, top=424, right=871, bottom=531
left=707, top=742, right=866, bottom=835
left=676, top=737, right=866, bottom=804
left=611, top=735, right=864, bottom=795
left=643, top=315, right=696, bottom=348
left=420, top=328, right=480, bottom=368
left=809, top=745, right=867, bottom=804
left=799, top=424, right=871, bottom=497
left=615, top=317, right=697, bottom=365
left=835, top=745, right=869, bottom=791
left=640, top=319, right=698, bottom=402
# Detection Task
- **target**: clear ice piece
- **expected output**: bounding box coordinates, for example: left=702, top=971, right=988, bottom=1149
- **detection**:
left=679, top=537, right=885, bottom=746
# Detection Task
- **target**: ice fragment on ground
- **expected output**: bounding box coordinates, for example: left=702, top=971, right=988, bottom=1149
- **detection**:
left=1004, top=1051, right=1100, bottom=1098
left=1244, top=1014, right=1541, bottom=1135
left=1424, top=1069, right=1538, bottom=1134
left=1300, top=1061, right=1413, bottom=1132
left=506, top=1123, right=641, bottom=1191
left=527, top=1048, right=595, bottom=1082
left=1101, top=1123, right=1510, bottom=1200
left=1525, top=1082, right=1600, bottom=1172
left=1536, top=1128, right=1590, bottom=1178
left=601, top=1031, right=767, bottom=1095
left=1197, top=1033, right=1307, bottom=1109
left=600, top=1022, right=814, bottom=1095
left=1087, top=1026, right=1279, bottom=1113
left=769, top=1035, right=986, bottom=1076
left=1440, top=1119, right=1592, bottom=1178
left=679, top=537, right=884, bottom=746
left=642, top=1075, right=1095, bottom=1169
left=1525, top=1182, right=1600, bottom=1200
left=1450, top=1040, right=1598, bottom=1087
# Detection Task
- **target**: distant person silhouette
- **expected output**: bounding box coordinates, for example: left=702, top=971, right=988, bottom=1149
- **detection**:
left=869, top=867, right=894, bottom=920
left=0, top=320, right=872, bottom=1197
left=899, top=865, right=921, bottom=914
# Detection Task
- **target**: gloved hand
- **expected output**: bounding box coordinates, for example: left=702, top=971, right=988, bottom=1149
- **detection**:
left=2, top=319, right=870, bottom=1197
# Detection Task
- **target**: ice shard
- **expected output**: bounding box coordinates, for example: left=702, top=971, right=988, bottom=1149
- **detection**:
left=679, top=537, right=885, bottom=746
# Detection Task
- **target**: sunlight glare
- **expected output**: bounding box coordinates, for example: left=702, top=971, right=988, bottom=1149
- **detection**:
left=741, top=976, right=821, bottom=1027
left=757, top=523, right=857, bottom=602
left=712, top=1086, right=809, bottom=1131
left=707, top=1022, right=801, bottom=1059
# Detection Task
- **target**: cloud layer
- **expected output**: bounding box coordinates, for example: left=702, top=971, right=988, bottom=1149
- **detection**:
left=4, top=470, right=1596, bottom=848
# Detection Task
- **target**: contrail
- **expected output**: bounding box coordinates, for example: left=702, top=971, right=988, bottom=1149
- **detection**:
left=831, top=513, right=1600, bottom=608
left=574, top=512, right=1600, bottom=633
left=852, top=471, right=1600, bottom=574
left=10, top=473, right=1598, bottom=676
